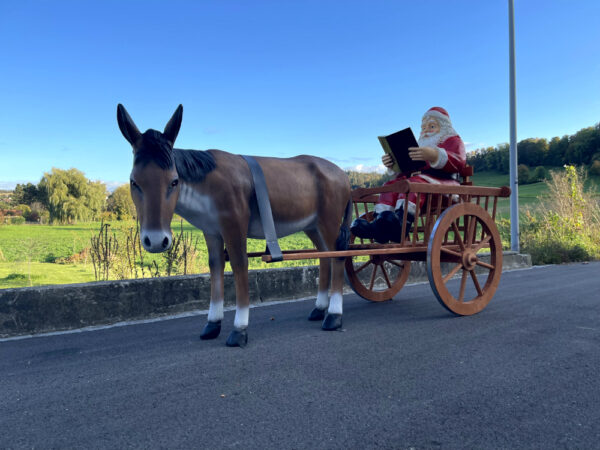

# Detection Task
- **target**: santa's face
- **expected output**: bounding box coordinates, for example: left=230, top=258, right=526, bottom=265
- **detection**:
left=420, top=119, right=440, bottom=139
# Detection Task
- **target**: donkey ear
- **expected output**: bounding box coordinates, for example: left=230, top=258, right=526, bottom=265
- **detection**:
left=117, top=104, right=142, bottom=147
left=163, top=104, right=183, bottom=147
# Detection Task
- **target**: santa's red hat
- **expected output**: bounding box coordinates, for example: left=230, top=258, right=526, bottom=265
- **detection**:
left=423, top=106, right=451, bottom=124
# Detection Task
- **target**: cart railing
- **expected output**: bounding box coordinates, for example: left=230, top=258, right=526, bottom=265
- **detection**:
left=257, top=181, right=510, bottom=263
left=351, top=180, right=511, bottom=250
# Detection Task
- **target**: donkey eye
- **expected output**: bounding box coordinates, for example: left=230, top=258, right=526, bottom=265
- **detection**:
left=171, top=179, right=179, bottom=188
left=130, top=179, right=138, bottom=188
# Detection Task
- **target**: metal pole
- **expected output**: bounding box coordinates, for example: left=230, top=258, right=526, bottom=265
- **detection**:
left=509, top=0, right=519, bottom=252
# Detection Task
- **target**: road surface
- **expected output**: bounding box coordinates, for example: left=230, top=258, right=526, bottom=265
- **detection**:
left=1, top=262, right=599, bottom=449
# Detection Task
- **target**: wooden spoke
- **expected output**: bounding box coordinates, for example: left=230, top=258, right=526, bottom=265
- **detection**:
left=451, top=221, right=466, bottom=251
left=458, top=270, right=468, bottom=303
left=387, top=260, right=405, bottom=268
left=441, top=247, right=462, bottom=258
left=369, top=264, right=378, bottom=290
left=443, top=263, right=463, bottom=283
left=473, top=234, right=492, bottom=253
left=467, top=214, right=477, bottom=246
left=470, top=270, right=483, bottom=296
left=381, top=264, right=392, bottom=288
left=475, top=259, right=495, bottom=270
left=354, top=260, right=372, bottom=274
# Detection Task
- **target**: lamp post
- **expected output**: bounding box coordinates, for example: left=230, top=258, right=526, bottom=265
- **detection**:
left=509, top=0, right=519, bottom=252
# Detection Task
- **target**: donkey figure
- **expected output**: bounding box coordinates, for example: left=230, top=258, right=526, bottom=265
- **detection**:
left=117, top=104, right=352, bottom=347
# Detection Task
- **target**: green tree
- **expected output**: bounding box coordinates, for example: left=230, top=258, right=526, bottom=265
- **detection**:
left=12, top=183, right=43, bottom=206
left=531, top=166, right=548, bottom=183
left=38, top=168, right=108, bottom=223
left=106, top=184, right=136, bottom=220
left=518, top=164, right=530, bottom=184
left=518, top=138, right=548, bottom=167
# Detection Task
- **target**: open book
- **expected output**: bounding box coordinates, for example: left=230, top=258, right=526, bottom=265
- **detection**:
left=378, top=127, right=424, bottom=174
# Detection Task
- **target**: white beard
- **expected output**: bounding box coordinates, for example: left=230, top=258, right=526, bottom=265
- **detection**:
left=418, top=132, right=443, bottom=148
left=418, top=122, right=458, bottom=148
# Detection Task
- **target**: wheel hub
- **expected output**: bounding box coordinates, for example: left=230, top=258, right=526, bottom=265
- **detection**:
left=461, top=251, right=478, bottom=271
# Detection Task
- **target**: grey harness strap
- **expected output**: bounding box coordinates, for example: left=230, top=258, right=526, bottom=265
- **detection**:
left=241, top=155, right=283, bottom=262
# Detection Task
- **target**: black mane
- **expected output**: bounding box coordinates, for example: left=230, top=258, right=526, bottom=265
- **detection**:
left=173, top=148, right=216, bottom=182
left=133, top=129, right=216, bottom=182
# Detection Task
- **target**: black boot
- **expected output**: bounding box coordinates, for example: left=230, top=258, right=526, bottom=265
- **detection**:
left=350, top=213, right=378, bottom=240
left=372, top=211, right=401, bottom=244
left=391, top=208, right=414, bottom=242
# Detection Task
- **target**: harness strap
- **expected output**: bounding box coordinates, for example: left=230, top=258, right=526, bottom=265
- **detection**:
left=241, top=155, right=283, bottom=262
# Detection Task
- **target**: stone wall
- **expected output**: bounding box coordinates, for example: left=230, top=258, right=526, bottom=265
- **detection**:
left=0, top=252, right=531, bottom=338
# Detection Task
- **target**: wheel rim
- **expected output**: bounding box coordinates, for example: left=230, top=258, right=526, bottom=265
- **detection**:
left=345, top=212, right=411, bottom=302
left=427, top=203, right=503, bottom=315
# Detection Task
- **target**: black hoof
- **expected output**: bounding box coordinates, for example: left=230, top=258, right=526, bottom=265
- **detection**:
left=226, top=328, right=248, bottom=348
left=308, top=307, right=326, bottom=321
left=322, top=314, right=342, bottom=331
left=200, top=320, right=222, bottom=340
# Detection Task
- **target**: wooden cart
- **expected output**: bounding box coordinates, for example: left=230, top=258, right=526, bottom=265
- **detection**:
left=259, top=168, right=511, bottom=316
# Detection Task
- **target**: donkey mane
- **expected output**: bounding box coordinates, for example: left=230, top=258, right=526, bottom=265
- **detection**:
left=134, top=129, right=216, bottom=182
left=173, top=149, right=216, bottom=182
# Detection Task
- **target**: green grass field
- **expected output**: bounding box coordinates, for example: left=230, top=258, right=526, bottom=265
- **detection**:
left=2, top=170, right=597, bottom=289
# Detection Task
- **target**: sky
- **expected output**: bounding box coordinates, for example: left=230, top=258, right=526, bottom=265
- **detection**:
left=0, top=0, right=599, bottom=190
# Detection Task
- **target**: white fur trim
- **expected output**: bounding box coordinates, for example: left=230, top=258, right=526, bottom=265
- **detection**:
left=316, top=291, right=329, bottom=310
left=207, top=299, right=224, bottom=322
left=423, top=109, right=451, bottom=125
left=430, top=146, right=448, bottom=169
left=415, top=174, right=441, bottom=184
left=328, top=292, right=343, bottom=315
left=234, top=306, right=249, bottom=329
left=374, top=203, right=394, bottom=214
left=394, top=199, right=417, bottom=217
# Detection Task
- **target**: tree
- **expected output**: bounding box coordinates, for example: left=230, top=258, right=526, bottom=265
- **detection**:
left=547, top=136, right=569, bottom=166
left=38, top=168, right=108, bottom=223
left=12, top=182, right=43, bottom=206
left=518, top=164, right=530, bottom=184
left=518, top=138, right=548, bottom=167
left=106, top=184, right=136, bottom=220
left=531, top=166, right=548, bottom=183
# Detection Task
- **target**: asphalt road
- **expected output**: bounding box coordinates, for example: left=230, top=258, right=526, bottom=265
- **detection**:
left=2, top=262, right=600, bottom=449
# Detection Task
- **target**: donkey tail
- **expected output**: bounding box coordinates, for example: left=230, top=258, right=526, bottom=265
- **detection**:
left=335, top=200, right=353, bottom=254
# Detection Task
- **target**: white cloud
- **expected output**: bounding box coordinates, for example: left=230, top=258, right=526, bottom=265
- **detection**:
left=345, top=164, right=387, bottom=174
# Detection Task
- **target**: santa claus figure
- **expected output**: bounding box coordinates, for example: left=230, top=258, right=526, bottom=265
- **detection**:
left=351, top=106, right=467, bottom=243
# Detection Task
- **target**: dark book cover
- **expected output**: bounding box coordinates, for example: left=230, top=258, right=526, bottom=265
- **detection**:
left=378, top=127, right=424, bottom=174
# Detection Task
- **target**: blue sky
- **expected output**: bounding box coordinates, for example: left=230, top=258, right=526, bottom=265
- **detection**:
left=1, top=0, right=599, bottom=190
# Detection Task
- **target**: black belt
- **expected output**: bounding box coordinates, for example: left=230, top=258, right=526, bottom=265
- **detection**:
left=241, top=155, right=283, bottom=262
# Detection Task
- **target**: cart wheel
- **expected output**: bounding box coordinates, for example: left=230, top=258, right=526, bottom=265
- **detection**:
left=427, top=203, right=503, bottom=316
left=345, top=212, right=411, bottom=302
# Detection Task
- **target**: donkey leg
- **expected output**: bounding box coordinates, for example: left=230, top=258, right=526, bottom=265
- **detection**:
left=223, top=235, right=250, bottom=348
left=305, top=230, right=331, bottom=321
left=316, top=224, right=345, bottom=331
left=323, top=256, right=345, bottom=331
left=200, top=234, right=225, bottom=340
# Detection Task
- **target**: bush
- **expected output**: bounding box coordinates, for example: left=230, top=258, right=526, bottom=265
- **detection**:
left=7, top=216, right=26, bottom=225
left=518, top=164, right=530, bottom=184
left=520, top=165, right=600, bottom=264
left=590, top=160, right=600, bottom=176
left=531, top=166, right=548, bottom=182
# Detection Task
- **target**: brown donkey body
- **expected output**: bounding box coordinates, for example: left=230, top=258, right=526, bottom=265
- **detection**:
left=117, top=104, right=352, bottom=346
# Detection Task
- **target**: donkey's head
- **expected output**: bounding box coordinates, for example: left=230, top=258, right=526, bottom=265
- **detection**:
left=117, top=104, right=183, bottom=253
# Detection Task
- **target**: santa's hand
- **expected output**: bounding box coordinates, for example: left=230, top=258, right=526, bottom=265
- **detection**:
left=382, top=154, right=394, bottom=168
left=408, top=146, right=438, bottom=162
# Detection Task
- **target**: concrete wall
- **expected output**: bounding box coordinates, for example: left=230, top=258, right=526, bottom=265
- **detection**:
left=0, top=252, right=531, bottom=338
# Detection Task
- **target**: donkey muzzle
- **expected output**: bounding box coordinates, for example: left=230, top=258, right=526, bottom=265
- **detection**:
left=141, top=229, right=173, bottom=253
